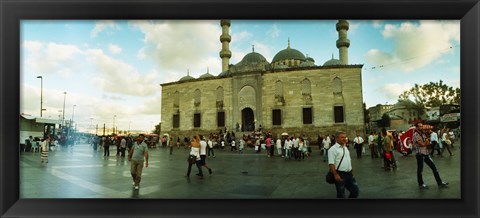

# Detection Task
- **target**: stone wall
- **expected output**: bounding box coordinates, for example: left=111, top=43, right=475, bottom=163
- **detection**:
left=161, top=66, right=365, bottom=139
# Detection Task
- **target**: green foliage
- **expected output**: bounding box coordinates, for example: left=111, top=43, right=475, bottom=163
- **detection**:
left=152, top=123, right=161, bottom=135
left=399, top=80, right=460, bottom=108
left=379, top=113, right=390, bottom=127
left=363, top=103, right=370, bottom=124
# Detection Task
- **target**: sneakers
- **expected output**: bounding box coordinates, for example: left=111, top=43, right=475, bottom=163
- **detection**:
left=132, top=182, right=135, bottom=186
left=419, top=184, right=429, bottom=189
left=439, top=182, right=449, bottom=188
left=134, top=186, right=139, bottom=190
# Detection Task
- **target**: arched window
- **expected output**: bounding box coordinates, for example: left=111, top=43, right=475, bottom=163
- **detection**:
left=194, top=89, right=201, bottom=105
left=174, top=91, right=180, bottom=107
left=216, top=86, right=224, bottom=102
left=275, top=80, right=283, bottom=97
left=301, top=78, right=311, bottom=95
left=333, top=77, right=342, bottom=94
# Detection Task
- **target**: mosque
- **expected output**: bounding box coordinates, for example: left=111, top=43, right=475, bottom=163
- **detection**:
left=160, top=20, right=365, bottom=139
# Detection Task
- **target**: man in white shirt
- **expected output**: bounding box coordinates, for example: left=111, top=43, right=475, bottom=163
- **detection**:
left=199, top=135, right=213, bottom=175
left=429, top=129, right=441, bottom=156
left=353, top=134, right=364, bottom=158
left=328, top=131, right=359, bottom=198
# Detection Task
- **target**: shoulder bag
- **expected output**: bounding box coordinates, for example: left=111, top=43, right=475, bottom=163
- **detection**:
left=326, top=147, right=345, bottom=184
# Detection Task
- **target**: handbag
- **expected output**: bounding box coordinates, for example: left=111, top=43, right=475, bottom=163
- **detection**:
left=187, top=155, right=196, bottom=164
left=326, top=147, right=345, bottom=184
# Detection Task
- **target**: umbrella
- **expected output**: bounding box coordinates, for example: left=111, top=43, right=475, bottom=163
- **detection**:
left=281, top=132, right=288, bottom=136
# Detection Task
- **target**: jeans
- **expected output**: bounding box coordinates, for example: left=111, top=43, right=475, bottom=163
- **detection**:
left=334, top=171, right=359, bottom=198
left=104, top=146, right=110, bottom=156
left=416, top=153, right=443, bottom=186
left=187, top=160, right=203, bottom=176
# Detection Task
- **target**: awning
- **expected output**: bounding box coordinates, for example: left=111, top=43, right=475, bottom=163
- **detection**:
left=20, top=113, right=61, bottom=124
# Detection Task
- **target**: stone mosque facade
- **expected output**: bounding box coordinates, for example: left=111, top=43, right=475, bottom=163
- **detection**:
left=160, top=20, right=365, bottom=139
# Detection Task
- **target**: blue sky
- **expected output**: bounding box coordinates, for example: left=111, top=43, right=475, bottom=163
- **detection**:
left=20, top=20, right=460, bottom=133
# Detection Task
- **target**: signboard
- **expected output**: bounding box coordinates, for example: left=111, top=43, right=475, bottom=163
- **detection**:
left=440, top=113, right=460, bottom=122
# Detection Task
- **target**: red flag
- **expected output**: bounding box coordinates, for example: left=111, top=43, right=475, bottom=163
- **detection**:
left=398, top=127, right=415, bottom=155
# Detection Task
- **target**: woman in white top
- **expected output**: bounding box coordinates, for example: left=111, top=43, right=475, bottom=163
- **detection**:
left=298, top=137, right=305, bottom=160
left=186, top=135, right=203, bottom=178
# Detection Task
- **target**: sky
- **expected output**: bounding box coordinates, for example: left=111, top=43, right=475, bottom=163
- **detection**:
left=20, top=20, right=460, bottom=133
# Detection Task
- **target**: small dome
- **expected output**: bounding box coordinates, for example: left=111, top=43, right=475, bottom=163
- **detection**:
left=199, top=72, right=214, bottom=79
left=218, top=70, right=231, bottom=77
left=199, top=68, right=214, bottom=79
left=306, top=57, right=315, bottom=63
left=299, top=61, right=316, bottom=67
left=323, top=58, right=342, bottom=66
left=179, top=70, right=195, bottom=81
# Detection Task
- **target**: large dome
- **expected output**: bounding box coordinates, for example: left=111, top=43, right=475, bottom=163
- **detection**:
left=272, top=47, right=306, bottom=63
left=236, top=51, right=268, bottom=66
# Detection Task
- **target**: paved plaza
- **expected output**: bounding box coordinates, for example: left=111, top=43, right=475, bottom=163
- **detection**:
left=20, top=141, right=461, bottom=199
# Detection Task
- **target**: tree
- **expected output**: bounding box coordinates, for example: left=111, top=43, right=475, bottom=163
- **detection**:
left=363, top=103, right=370, bottom=124
left=379, top=113, right=390, bottom=128
left=152, top=123, right=161, bottom=135
left=399, top=80, right=460, bottom=108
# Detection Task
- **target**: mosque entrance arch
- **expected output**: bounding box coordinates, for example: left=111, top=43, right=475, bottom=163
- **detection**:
left=241, top=108, right=255, bottom=131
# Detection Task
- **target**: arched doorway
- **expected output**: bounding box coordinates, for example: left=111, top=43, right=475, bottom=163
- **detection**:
left=241, top=108, right=254, bottom=131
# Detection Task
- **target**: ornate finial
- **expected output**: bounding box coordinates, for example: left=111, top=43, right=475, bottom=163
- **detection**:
left=288, top=38, right=291, bottom=48
left=252, top=45, right=255, bottom=52
left=207, top=67, right=209, bottom=73
left=332, top=53, right=334, bottom=59
left=187, top=69, right=190, bottom=76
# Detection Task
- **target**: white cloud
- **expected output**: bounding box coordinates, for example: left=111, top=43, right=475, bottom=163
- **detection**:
left=371, top=20, right=460, bottom=72
left=129, top=20, right=222, bottom=79
left=379, top=83, right=412, bottom=100
left=267, top=24, right=280, bottom=39
left=86, top=49, right=158, bottom=96
left=232, top=31, right=253, bottom=42
left=91, top=20, right=117, bottom=38
left=108, top=43, right=122, bottom=54
left=22, top=41, right=84, bottom=78
left=372, top=20, right=384, bottom=28
left=137, top=47, right=146, bottom=60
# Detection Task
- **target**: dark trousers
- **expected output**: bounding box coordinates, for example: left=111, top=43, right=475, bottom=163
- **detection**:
left=120, top=147, right=126, bottom=157
left=334, top=171, right=359, bottom=198
left=104, top=146, right=110, bottom=156
left=416, top=153, right=443, bottom=186
left=208, top=147, right=215, bottom=156
left=430, top=141, right=442, bottom=155
left=370, top=144, right=379, bottom=158
left=354, top=144, right=362, bottom=158
left=441, top=141, right=453, bottom=156
left=169, top=146, right=174, bottom=155
left=187, top=160, right=203, bottom=177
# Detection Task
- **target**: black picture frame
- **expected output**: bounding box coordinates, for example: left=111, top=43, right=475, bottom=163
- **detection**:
left=1, top=0, right=478, bottom=217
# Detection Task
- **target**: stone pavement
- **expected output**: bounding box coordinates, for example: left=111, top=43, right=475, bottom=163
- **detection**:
left=20, top=142, right=461, bottom=199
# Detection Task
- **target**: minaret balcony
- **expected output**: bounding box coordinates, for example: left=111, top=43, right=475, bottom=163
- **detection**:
left=336, top=39, right=350, bottom=48
left=220, top=34, right=231, bottom=42
left=220, top=50, right=232, bottom=58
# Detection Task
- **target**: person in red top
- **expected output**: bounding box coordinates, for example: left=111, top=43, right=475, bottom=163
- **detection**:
left=265, top=136, right=272, bottom=157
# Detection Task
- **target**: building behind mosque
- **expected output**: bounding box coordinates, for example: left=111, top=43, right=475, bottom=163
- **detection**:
left=160, top=20, right=365, bottom=139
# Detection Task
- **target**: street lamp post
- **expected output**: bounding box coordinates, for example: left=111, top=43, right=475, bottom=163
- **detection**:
left=36, top=76, right=43, bottom=117
left=62, top=92, right=67, bottom=126
left=113, top=115, right=116, bottom=135
left=71, top=105, right=76, bottom=123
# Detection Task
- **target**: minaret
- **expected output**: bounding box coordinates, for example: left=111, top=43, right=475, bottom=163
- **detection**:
left=220, top=20, right=232, bottom=72
left=336, top=20, right=350, bottom=65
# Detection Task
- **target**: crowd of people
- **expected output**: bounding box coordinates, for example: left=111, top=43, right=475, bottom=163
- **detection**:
left=28, top=122, right=457, bottom=197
